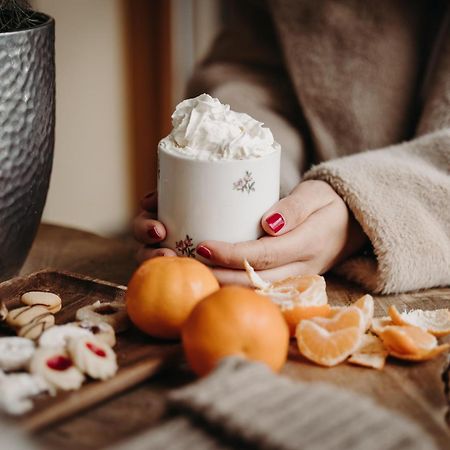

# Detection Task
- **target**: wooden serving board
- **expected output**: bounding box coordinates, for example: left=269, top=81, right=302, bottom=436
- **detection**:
left=0, top=269, right=181, bottom=432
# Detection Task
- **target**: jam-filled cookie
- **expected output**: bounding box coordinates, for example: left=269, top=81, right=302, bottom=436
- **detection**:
left=76, top=301, right=129, bottom=333
left=29, top=347, right=85, bottom=392
left=76, top=320, right=116, bottom=347
left=68, top=336, right=117, bottom=380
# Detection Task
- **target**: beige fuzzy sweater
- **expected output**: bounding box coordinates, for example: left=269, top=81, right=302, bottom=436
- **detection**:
left=188, top=0, right=450, bottom=294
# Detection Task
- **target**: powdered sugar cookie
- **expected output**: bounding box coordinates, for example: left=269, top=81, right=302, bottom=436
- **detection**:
left=0, top=337, right=35, bottom=371
left=39, top=323, right=93, bottom=348
left=0, top=371, right=48, bottom=415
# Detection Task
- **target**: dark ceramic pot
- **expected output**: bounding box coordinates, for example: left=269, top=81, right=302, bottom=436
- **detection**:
left=0, top=13, right=55, bottom=281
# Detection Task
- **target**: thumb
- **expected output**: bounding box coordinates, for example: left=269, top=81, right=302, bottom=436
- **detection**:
left=261, top=180, right=337, bottom=236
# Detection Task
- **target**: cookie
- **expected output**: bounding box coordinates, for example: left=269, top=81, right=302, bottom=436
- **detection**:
left=29, top=347, right=85, bottom=392
left=76, top=301, right=130, bottom=333
left=21, top=291, right=62, bottom=313
left=0, top=371, right=49, bottom=415
left=68, top=336, right=117, bottom=380
left=18, top=314, right=55, bottom=340
left=76, top=320, right=116, bottom=347
left=0, top=337, right=35, bottom=371
left=39, top=323, right=92, bottom=349
left=6, top=305, right=52, bottom=329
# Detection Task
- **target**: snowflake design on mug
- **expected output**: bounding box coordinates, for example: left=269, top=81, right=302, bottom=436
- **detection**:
left=233, top=171, right=255, bottom=194
left=175, top=234, right=196, bottom=258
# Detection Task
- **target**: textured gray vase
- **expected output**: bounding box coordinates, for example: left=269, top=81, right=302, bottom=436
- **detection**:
left=0, top=13, right=55, bottom=281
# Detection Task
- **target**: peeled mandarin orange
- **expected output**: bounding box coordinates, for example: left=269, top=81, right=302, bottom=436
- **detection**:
left=296, top=320, right=362, bottom=367
left=181, top=286, right=289, bottom=376
left=244, top=260, right=329, bottom=336
left=388, top=305, right=450, bottom=337
left=126, top=256, right=219, bottom=339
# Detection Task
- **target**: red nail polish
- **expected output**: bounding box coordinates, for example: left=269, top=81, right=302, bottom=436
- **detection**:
left=265, top=213, right=285, bottom=233
left=148, top=226, right=161, bottom=240
left=197, top=245, right=212, bottom=259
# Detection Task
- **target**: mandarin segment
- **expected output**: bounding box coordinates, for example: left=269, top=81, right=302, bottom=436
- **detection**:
left=283, top=305, right=332, bottom=337
left=353, top=295, right=374, bottom=331
left=388, top=344, right=450, bottom=361
left=296, top=320, right=363, bottom=367
left=379, top=325, right=437, bottom=355
left=182, top=286, right=289, bottom=376
left=311, top=307, right=365, bottom=333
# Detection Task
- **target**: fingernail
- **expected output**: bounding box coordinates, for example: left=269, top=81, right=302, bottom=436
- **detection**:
left=196, top=245, right=212, bottom=259
left=265, top=213, right=285, bottom=233
left=148, top=226, right=161, bottom=240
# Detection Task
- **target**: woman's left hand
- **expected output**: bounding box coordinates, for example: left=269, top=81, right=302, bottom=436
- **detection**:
left=195, top=180, right=369, bottom=285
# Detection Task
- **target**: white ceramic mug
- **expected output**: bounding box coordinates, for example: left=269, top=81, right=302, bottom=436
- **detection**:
left=157, top=143, right=281, bottom=260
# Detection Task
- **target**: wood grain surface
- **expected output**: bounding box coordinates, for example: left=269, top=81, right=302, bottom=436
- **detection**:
left=18, top=224, right=450, bottom=449
left=0, top=269, right=180, bottom=432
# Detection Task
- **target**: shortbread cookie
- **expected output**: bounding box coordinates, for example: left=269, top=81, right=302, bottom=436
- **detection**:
left=29, top=347, right=85, bottom=392
left=76, top=320, right=116, bottom=347
left=6, top=305, right=52, bottom=329
left=21, top=291, right=62, bottom=313
left=39, top=323, right=92, bottom=348
left=18, top=314, right=55, bottom=340
left=68, top=336, right=117, bottom=380
left=0, top=370, right=48, bottom=415
left=0, top=337, right=35, bottom=371
left=76, top=301, right=130, bottom=333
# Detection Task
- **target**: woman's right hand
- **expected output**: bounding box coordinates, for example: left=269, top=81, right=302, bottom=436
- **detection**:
left=133, top=191, right=177, bottom=262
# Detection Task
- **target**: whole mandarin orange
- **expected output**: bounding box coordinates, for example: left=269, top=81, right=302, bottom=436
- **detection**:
left=181, top=285, right=289, bottom=376
left=126, top=256, right=219, bottom=339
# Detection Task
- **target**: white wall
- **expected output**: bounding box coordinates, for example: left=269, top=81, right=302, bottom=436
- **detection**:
left=171, top=0, right=221, bottom=106
left=34, top=0, right=131, bottom=236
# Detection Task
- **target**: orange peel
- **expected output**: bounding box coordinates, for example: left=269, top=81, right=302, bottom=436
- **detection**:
left=370, top=316, right=393, bottom=335
left=348, top=334, right=388, bottom=370
left=388, top=305, right=450, bottom=337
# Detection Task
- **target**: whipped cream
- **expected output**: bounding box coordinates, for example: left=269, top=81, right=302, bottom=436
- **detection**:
left=159, top=94, right=280, bottom=161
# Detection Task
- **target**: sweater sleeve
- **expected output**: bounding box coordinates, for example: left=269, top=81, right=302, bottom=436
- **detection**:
left=304, top=20, right=450, bottom=294
left=186, top=0, right=305, bottom=197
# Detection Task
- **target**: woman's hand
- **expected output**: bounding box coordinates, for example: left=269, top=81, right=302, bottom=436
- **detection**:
left=133, top=192, right=176, bottom=262
left=196, top=180, right=369, bottom=285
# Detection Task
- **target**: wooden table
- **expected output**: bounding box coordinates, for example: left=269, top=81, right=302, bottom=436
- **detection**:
left=20, top=223, right=450, bottom=449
